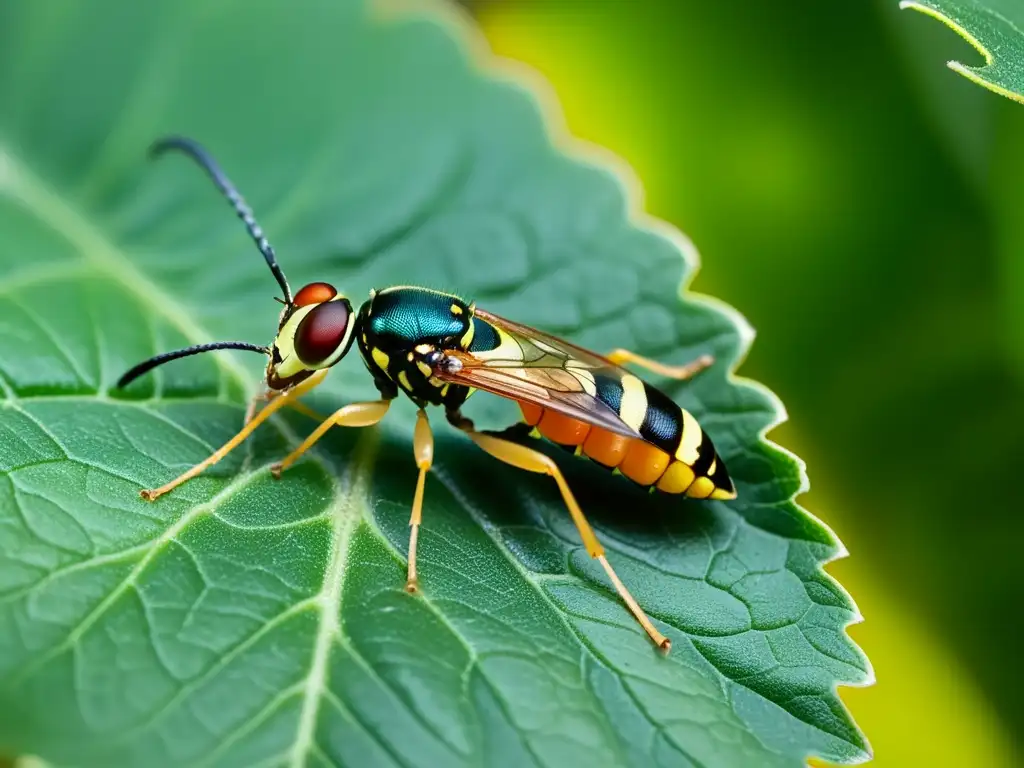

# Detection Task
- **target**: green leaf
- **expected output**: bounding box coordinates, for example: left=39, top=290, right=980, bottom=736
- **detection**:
left=900, top=0, right=1024, bottom=103
left=0, top=1, right=870, bottom=766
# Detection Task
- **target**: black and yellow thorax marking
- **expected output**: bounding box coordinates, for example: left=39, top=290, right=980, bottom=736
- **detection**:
left=356, top=286, right=477, bottom=409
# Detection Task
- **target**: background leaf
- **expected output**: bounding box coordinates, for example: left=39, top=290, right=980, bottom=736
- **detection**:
left=899, top=0, right=1024, bottom=102
left=0, top=1, right=868, bottom=766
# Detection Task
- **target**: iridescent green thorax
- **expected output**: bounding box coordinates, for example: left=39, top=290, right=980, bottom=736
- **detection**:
left=364, top=286, right=471, bottom=345
left=356, top=286, right=477, bottom=407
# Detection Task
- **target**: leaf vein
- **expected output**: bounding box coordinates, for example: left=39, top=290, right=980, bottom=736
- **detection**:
left=4, top=468, right=265, bottom=688
left=289, top=430, right=378, bottom=768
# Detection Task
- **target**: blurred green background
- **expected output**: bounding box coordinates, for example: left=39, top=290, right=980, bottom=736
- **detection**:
left=466, top=0, right=1022, bottom=765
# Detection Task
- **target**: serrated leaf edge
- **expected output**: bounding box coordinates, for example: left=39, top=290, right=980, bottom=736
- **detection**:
left=900, top=0, right=1024, bottom=104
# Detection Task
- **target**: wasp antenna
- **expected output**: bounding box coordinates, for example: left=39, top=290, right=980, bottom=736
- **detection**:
left=150, top=136, right=293, bottom=305
left=117, top=341, right=269, bottom=389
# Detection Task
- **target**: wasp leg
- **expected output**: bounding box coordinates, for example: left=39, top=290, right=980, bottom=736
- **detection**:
left=270, top=399, right=392, bottom=477
left=285, top=400, right=326, bottom=422
left=445, top=409, right=474, bottom=431
left=605, top=349, right=713, bottom=380
left=460, top=425, right=671, bottom=651
left=405, top=409, right=433, bottom=594
left=140, top=369, right=330, bottom=502
left=245, top=389, right=325, bottom=426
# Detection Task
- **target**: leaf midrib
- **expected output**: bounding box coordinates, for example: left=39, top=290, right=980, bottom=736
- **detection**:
left=289, top=430, right=379, bottom=768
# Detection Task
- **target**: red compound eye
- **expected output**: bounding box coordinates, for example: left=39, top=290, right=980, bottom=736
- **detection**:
left=294, top=281, right=337, bottom=307
left=294, top=300, right=351, bottom=365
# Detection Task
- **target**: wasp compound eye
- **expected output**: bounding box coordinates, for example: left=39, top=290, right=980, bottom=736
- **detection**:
left=294, top=281, right=338, bottom=307
left=294, top=300, right=350, bottom=365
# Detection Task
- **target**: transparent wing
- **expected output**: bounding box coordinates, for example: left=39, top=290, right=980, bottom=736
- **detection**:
left=435, top=309, right=640, bottom=439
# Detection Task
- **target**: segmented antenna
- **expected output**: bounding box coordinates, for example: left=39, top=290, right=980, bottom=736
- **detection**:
left=116, top=341, right=269, bottom=389
left=150, top=136, right=293, bottom=304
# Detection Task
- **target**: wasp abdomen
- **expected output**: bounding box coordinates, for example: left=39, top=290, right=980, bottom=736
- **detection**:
left=519, top=402, right=735, bottom=500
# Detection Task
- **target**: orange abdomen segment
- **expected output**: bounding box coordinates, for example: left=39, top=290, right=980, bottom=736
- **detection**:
left=519, top=402, right=543, bottom=426
left=618, top=440, right=671, bottom=486
left=582, top=426, right=632, bottom=468
left=520, top=404, right=676, bottom=485
left=536, top=409, right=590, bottom=446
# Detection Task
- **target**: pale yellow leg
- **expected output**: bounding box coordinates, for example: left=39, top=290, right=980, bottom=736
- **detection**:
left=405, top=409, right=434, bottom=594
left=463, top=429, right=671, bottom=651
left=606, top=348, right=713, bottom=380
left=245, top=390, right=325, bottom=426
left=141, top=369, right=329, bottom=501
left=270, top=399, right=391, bottom=477
left=281, top=399, right=324, bottom=422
